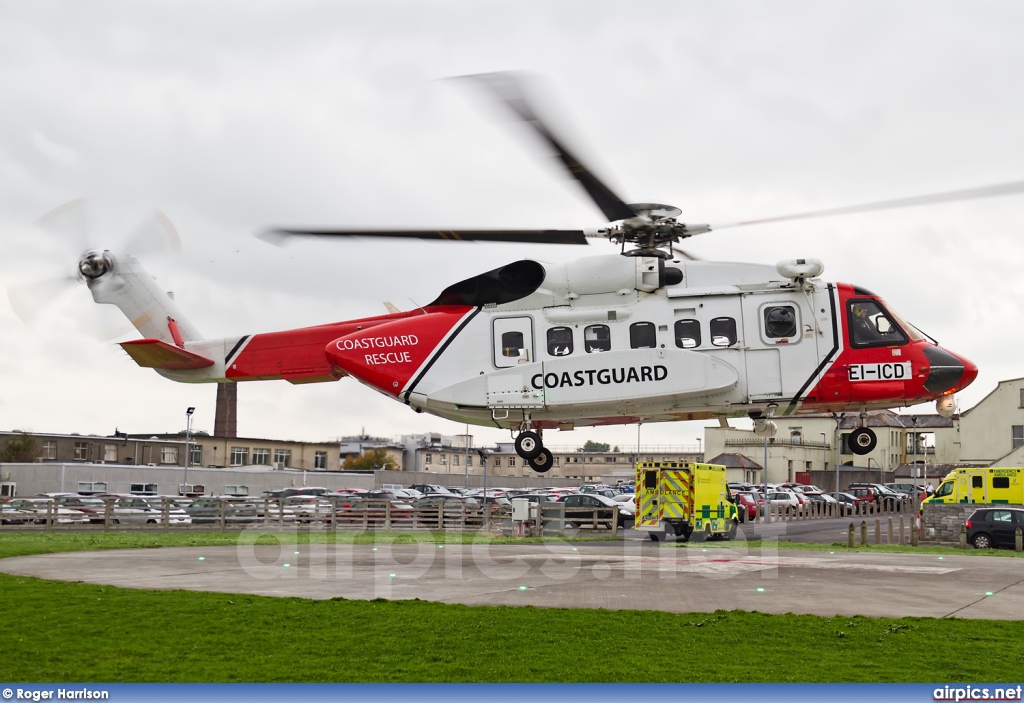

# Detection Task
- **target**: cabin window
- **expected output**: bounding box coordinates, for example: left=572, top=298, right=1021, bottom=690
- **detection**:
left=710, top=317, right=738, bottom=347
left=501, top=331, right=525, bottom=358
left=584, top=325, right=611, bottom=353
left=547, top=327, right=573, bottom=356
left=764, top=305, right=797, bottom=338
left=993, top=477, right=1010, bottom=489
left=629, top=322, right=657, bottom=349
left=848, top=300, right=907, bottom=348
left=674, top=319, right=701, bottom=348
left=972, top=475, right=983, bottom=488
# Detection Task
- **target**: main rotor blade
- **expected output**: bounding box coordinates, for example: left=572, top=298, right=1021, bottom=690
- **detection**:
left=712, top=180, right=1024, bottom=230
left=261, top=228, right=589, bottom=246
left=464, top=72, right=638, bottom=223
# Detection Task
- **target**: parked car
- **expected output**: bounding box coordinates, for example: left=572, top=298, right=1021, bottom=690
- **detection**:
left=764, top=491, right=801, bottom=513
left=5, top=498, right=90, bottom=525
left=562, top=493, right=634, bottom=528
left=884, top=483, right=928, bottom=502
left=43, top=494, right=109, bottom=523
left=102, top=496, right=192, bottom=525
left=409, top=484, right=458, bottom=496
left=731, top=491, right=760, bottom=521
left=1, top=503, right=36, bottom=525
left=965, top=508, right=1024, bottom=550
left=283, top=496, right=336, bottom=522
left=185, top=498, right=259, bottom=524
left=826, top=492, right=864, bottom=515
left=847, top=486, right=904, bottom=510
left=327, top=499, right=414, bottom=526
left=848, top=483, right=906, bottom=509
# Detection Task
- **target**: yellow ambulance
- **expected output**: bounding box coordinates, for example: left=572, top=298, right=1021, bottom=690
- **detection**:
left=923, top=467, right=1024, bottom=506
left=635, top=461, right=738, bottom=542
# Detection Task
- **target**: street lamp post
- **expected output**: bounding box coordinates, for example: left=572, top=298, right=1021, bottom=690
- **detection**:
left=184, top=407, right=195, bottom=495
left=833, top=413, right=844, bottom=493
left=820, top=433, right=827, bottom=472
left=464, top=423, right=470, bottom=489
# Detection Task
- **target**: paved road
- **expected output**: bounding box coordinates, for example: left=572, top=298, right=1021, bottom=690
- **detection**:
left=3, top=539, right=1022, bottom=619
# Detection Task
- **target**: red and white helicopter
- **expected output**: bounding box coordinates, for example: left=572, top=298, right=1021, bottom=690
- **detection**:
left=60, top=73, right=1003, bottom=472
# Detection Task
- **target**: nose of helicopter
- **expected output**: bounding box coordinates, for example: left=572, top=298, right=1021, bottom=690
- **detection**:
left=922, top=345, right=977, bottom=396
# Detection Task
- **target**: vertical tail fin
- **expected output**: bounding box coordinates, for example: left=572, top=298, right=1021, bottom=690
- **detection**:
left=82, top=251, right=202, bottom=344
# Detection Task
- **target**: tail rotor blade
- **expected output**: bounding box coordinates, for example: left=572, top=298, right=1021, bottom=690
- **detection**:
left=34, top=197, right=90, bottom=251
left=122, top=209, right=183, bottom=256
left=6, top=275, right=79, bottom=326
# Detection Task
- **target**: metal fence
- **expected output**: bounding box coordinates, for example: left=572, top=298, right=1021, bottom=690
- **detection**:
left=0, top=497, right=623, bottom=535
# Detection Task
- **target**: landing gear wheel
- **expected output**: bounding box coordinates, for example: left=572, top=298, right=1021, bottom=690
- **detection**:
left=529, top=447, right=554, bottom=473
left=514, top=431, right=543, bottom=460
left=849, top=427, right=877, bottom=455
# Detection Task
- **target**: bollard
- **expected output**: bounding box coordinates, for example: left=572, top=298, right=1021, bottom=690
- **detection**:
left=848, top=523, right=855, bottom=548
left=887, top=517, right=894, bottom=545
left=1016, top=527, right=1022, bottom=553
left=874, top=518, right=881, bottom=545
left=911, top=514, right=919, bottom=546
left=960, top=523, right=968, bottom=550
left=859, top=520, right=868, bottom=546
left=899, top=516, right=905, bottom=545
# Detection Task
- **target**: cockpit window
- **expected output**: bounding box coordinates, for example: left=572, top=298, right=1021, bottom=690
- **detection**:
left=848, top=300, right=908, bottom=348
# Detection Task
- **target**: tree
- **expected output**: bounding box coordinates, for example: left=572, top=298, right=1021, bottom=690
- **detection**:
left=580, top=440, right=610, bottom=453
left=0, top=433, right=40, bottom=462
left=342, top=448, right=399, bottom=472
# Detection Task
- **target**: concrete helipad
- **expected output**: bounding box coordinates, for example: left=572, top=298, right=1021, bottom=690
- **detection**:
left=3, top=539, right=1024, bottom=619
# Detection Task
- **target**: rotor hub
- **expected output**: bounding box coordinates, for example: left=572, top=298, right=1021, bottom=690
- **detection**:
left=78, top=251, right=112, bottom=281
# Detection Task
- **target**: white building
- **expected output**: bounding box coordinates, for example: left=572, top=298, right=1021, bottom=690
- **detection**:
left=957, top=378, right=1024, bottom=464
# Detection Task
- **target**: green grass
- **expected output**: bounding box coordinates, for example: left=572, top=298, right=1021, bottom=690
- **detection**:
left=1, top=532, right=1022, bottom=683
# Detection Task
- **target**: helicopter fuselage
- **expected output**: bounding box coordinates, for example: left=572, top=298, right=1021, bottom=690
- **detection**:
left=97, top=252, right=976, bottom=445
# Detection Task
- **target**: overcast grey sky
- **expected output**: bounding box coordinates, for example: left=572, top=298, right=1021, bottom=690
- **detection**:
left=2, top=1, right=1023, bottom=449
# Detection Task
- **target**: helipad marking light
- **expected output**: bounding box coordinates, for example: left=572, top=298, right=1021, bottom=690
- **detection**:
left=283, top=563, right=290, bottom=568
left=756, top=588, right=765, bottom=593
left=519, top=586, right=527, bottom=591
left=197, top=556, right=205, bottom=561
left=390, top=573, right=397, bottom=579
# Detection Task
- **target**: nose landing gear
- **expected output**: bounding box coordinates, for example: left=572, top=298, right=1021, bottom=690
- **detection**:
left=849, top=427, right=877, bottom=454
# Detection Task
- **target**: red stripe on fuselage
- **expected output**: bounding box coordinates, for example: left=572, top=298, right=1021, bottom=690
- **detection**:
left=226, top=309, right=431, bottom=382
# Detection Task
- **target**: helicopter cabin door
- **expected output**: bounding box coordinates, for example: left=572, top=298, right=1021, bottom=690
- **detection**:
left=741, top=296, right=814, bottom=402
left=492, top=316, right=535, bottom=369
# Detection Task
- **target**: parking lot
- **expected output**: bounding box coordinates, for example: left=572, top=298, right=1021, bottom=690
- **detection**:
left=2, top=539, right=1022, bottom=620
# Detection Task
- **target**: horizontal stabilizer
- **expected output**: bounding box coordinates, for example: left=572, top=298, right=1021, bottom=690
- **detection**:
left=120, top=339, right=215, bottom=370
